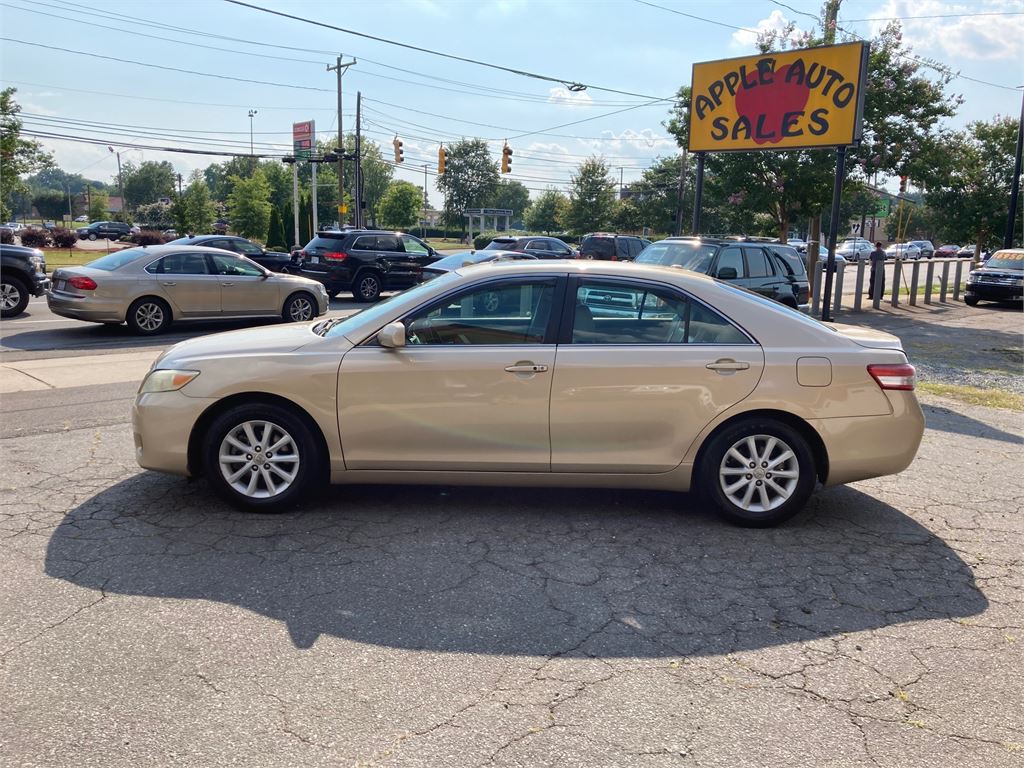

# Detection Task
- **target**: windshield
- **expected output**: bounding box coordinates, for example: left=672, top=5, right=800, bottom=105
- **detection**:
left=483, top=240, right=515, bottom=250
left=85, top=248, right=148, bottom=271
left=635, top=241, right=716, bottom=272
left=322, top=272, right=459, bottom=339
left=984, top=251, right=1024, bottom=271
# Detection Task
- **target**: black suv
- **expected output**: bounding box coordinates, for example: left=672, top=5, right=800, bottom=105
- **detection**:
left=296, top=230, right=440, bottom=301
left=635, top=237, right=810, bottom=309
left=580, top=233, right=652, bottom=261
left=166, top=235, right=299, bottom=273
left=482, top=235, right=577, bottom=258
left=964, top=249, right=1024, bottom=306
left=77, top=221, right=132, bottom=241
left=1, top=243, right=50, bottom=318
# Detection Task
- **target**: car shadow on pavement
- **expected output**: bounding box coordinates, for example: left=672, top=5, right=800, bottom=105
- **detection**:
left=45, top=476, right=988, bottom=656
left=923, top=403, right=1023, bottom=445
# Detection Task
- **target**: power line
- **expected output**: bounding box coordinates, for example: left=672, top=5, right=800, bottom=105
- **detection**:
left=223, top=0, right=677, bottom=102
left=845, top=11, right=1024, bottom=21
left=21, top=130, right=288, bottom=158
left=631, top=0, right=754, bottom=32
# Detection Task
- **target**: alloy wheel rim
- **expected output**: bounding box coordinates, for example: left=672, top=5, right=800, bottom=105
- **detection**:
left=218, top=420, right=299, bottom=499
left=719, top=434, right=799, bottom=513
left=1, top=283, right=21, bottom=310
left=359, top=277, right=379, bottom=299
left=136, top=303, right=164, bottom=331
left=289, top=297, right=313, bottom=321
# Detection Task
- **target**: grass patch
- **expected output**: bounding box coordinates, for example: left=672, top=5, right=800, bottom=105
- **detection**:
left=884, top=282, right=966, bottom=298
left=42, top=249, right=102, bottom=268
left=917, top=381, right=1024, bottom=411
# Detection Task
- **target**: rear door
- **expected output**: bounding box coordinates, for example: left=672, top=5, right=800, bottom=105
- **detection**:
left=742, top=246, right=779, bottom=299
left=550, top=276, right=764, bottom=472
left=144, top=252, right=221, bottom=316
left=209, top=253, right=279, bottom=315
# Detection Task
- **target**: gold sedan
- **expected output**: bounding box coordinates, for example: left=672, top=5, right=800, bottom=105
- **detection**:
left=133, top=261, right=924, bottom=526
left=47, top=245, right=329, bottom=334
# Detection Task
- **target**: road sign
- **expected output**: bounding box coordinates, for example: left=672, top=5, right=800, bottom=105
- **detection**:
left=293, top=120, right=315, bottom=159
left=62, top=214, right=72, bottom=222
left=465, top=208, right=513, bottom=216
left=338, top=204, right=348, bottom=214
left=688, top=42, right=869, bottom=152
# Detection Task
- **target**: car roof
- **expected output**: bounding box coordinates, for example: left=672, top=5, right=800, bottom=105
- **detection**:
left=0, top=243, right=43, bottom=256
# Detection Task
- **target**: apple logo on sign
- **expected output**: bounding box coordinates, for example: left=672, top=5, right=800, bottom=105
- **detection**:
left=734, top=64, right=811, bottom=145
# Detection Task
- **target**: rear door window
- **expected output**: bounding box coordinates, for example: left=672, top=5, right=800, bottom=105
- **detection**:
left=351, top=236, right=377, bottom=251
left=526, top=240, right=550, bottom=252
left=376, top=235, right=400, bottom=253
left=145, top=252, right=210, bottom=275
left=582, top=237, right=615, bottom=259
left=615, top=238, right=631, bottom=260
left=743, top=247, right=772, bottom=278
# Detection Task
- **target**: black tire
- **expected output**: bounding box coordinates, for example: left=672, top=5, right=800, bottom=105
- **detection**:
left=202, top=402, right=321, bottom=512
left=88, top=233, right=98, bottom=241
left=0, top=273, right=30, bottom=318
left=699, top=417, right=816, bottom=527
left=126, top=297, right=172, bottom=335
left=964, top=296, right=979, bottom=306
left=326, top=290, right=339, bottom=300
left=352, top=271, right=383, bottom=302
left=283, top=291, right=317, bottom=323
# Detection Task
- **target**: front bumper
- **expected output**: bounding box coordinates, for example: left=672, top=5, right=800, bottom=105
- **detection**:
left=132, top=389, right=215, bottom=476
left=30, top=276, right=51, bottom=296
left=46, top=291, right=125, bottom=323
left=965, top=282, right=1024, bottom=302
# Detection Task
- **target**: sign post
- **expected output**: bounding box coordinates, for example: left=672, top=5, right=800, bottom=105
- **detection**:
left=687, top=42, right=869, bottom=317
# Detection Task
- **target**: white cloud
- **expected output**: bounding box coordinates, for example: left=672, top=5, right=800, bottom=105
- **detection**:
left=581, top=129, right=675, bottom=153
left=20, top=101, right=59, bottom=117
left=730, top=9, right=791, bottom=49
left=866, top=0, right=1024, bottom=61
left=547, top=86, right=594, bottom=107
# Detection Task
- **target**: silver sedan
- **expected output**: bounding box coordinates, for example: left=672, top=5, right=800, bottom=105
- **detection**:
left=47, top=245, right=329, bottom=334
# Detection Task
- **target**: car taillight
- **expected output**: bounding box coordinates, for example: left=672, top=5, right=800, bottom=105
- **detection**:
left=69, top=276, right=97, bottom=290
left=324, top=251, right=348, bottom=261
left=868, top=363, right=916, bottom=391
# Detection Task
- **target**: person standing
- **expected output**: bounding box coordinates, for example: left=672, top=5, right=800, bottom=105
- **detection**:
left=868, top=241, right=886, bottom=299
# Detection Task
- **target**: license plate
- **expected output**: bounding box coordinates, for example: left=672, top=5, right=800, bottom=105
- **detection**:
left=309, top=256, right=320, bottom=263
left=55, top=279, right=66, bottom=291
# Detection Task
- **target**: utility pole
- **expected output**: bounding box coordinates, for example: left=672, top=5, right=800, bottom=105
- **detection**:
left=311, top=161, right=319, bottom=234
left=1004, top=86, right=1024, bottom=249
left=327, top=55, right=355, bottom=225
left=817, top=0, right=844, bottom=321
left=618, top=167, right=624, bottom=198
left=176, top=173, right=183, bottom=195
left=109, top=146, right=125, bottom=221
left=355, top=91, right=363, bottom=228
left=673, top=151, right=688, bottom=237
left=247, top=109, right=258, bottom=155
left=422, top=163, right=428, bottom=238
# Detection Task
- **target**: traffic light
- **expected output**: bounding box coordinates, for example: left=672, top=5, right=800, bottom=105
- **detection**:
left=438, top=145, right=448, bottom=174
left=899, top=175, right=907, bottom=193
left=501, top=142, right=512, bottom=174
left=393, top=136, right=404, bottom=163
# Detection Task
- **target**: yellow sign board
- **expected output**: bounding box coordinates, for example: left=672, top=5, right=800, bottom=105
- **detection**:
left=338, top=204, right=348, bottom=214
left=688, top=42, right=869, bottom=152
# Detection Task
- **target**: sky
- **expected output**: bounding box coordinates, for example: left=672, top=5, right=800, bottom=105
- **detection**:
left=2, top=0, right=1022, bottom=208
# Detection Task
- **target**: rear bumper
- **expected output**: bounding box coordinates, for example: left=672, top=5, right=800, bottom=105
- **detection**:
left=46, top=291, right=125, bottom=323
left=809, top=391, right=925, bottom=486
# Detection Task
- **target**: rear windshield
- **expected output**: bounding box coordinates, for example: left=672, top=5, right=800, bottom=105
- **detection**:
left=85, top=248, right=148, bottom=271
left=483, top=239, right=516, bottom=250
left=305, top=235, right=346, bottom=251
left=635, top=241, right=717, bottom=272
left=581, top=237, right=615, bottom=257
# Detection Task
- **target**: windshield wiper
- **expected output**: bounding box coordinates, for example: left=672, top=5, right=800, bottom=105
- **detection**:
left=313, top=317, right=344, bottom=336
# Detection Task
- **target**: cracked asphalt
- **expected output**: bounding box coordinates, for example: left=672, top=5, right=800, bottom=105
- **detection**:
left=1, top=390, right=1021, bottom=766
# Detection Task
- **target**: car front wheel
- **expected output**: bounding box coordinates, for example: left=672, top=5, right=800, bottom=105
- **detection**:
left=283, top=292, right=316, bottom=322
left=203, top=403, right=320, bottom=511
left=700, top=418, right=816, bottom=527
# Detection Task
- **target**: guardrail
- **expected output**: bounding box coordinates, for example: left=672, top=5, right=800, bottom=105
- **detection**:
left=810, top=257, right=975, bottom=316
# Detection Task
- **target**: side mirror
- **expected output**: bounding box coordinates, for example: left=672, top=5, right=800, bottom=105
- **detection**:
left=717, top=266, right=738, bottom=280
left=378, top=321, right=406, bottom=348
left=427, top=247, right=436, bottom=256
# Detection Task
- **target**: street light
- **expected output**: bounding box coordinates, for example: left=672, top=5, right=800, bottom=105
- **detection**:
left=248, top=109, right=258, bottom=156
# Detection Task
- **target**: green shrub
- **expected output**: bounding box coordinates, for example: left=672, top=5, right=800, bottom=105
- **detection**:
left=0, top=229, right=13, bottom=244
left=131, top=229, right=167, bottom=246
left=19, top=229, right=50, bottom=248
left=51, top=228, right=78, bottom=247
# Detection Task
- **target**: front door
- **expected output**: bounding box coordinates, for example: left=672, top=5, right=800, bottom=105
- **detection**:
left=209, top=253, right=280, bottom=315
left=550, top=277, right=765, bottom=473
left=338, top=277, right=562, bottom=470
left=145, top=251, right=221, bottom=316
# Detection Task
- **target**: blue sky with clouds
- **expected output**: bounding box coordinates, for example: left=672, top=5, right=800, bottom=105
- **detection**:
left=2, top=0, right=1021, bottom=202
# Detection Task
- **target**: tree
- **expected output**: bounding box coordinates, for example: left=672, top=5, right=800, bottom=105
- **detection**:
left=524, top=189, right=568, bottom=233
left=488, top=180, right=531, bottom=218
left=299, top=192, right=312, bottom=244
left=182, top=175, right=215, bottom=235
left=120, top=160, right=176, bottom=209
left=32, top=190, right=67, bottom=220
left=27, top=167, right=107, bottom=195
left=88, top=189, right=109, bottom=221
left=135, top=202, right=174, bottom=229
left=204, top=156, right=258, bottom=201
left=378, top=180, right=422, bottom=230
left=922, top=116, right=1020, bottom=251
left=1, top=87, right=52, bottom=219
left=435, top=138, right=500, bottom=230
left=624, top=156, right=692, bottom=234
left=266, top=206, right=287, bottom=250
left=227, top=168, right=272, bottom=240
left=564, top=157, right=616, bottom=235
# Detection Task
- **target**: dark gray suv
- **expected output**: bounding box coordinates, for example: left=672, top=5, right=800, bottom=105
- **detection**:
left=296, top=230, right=440, bottom=301
left=77, top=221, right=132, bottom=241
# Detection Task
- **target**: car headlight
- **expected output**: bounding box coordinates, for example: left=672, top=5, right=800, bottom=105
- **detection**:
left=1013, top=278, right=1024, bottom=287
left=139, top=369, right=200, bottom=393
left=967, top=272, right=980, bottom=283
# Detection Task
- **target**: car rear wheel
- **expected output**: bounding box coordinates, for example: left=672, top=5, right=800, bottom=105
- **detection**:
left=126, top=297, right=171, bottom=335
left=0, top=274, right=29, bottom=318
left=353, top=272, right=382, bottom=302
left=203, top=403, right=319, bottom=512
left=700, top=418, right=816, bottom=527
left=283, top=292, right=316, bottom=322
left=88, top=233, right=98, bottom=241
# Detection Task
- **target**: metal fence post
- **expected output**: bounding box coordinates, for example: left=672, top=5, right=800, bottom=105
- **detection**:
left=853, top=259, right=865, bottom=311
left=812, top=260, right=823, bottom=316
left=872, top=259, right=884, bottom=309
left=890, top=258, right=902, bottom=307
left=833, top=261, right=845, bottom=316
left=909, top=261, right=920, bottom=306
left=940, top=260, right=951, bottom=303
left=924, top=260, right=935, bottom=305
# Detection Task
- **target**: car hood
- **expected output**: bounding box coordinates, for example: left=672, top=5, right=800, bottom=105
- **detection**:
left=155, top=322, right=323, bottom=368
left=826, top=323, right=904, bottom=351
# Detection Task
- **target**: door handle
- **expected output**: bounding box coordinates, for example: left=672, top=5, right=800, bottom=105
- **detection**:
left=706, top=359, right=750, bottom=371
left=160, top=281, right=177, bottom=286
left=221, top=282, right=234, bottom=286
left=504, top=364, right=548, bottom=373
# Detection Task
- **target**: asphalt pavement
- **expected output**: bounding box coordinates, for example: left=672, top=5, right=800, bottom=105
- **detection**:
left=0, top=290, right=1021, bottom=767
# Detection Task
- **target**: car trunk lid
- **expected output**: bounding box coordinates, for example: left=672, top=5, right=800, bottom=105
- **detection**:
left=826, top=322, right=905, bottom=351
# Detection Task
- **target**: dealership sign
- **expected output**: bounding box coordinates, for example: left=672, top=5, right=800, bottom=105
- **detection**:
left=688, top=42, right=868, bottom=152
